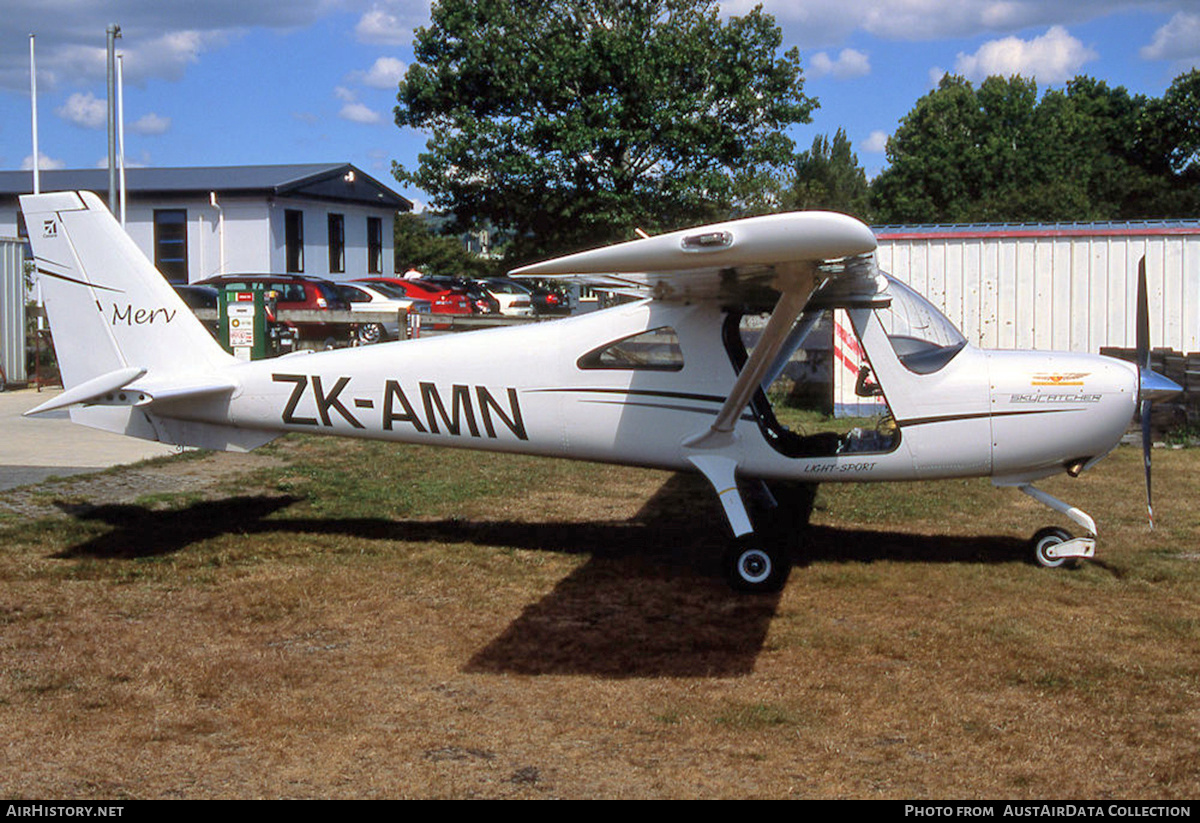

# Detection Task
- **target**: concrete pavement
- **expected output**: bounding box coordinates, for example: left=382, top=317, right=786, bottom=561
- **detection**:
left=0, top=387, right=178, bottom=491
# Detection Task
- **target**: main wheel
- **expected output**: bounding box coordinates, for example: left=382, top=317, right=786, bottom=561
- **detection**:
left=1031, top=527, right=1073, bottom=568
left=723, top=538, right=791, bottom=593
left=359, top=322, right=386, bottom=345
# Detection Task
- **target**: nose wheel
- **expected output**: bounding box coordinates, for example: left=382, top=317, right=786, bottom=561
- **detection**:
left=1015, top=486, right=1098, bottom=567
left=1031, top=526, right=1074, bottom=568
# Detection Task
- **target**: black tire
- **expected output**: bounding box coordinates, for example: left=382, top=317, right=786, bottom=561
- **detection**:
left=723, top=537, right=791, bottom=593
left=359, top=322, right=386, bottom=345
left=1031, top=526, right=1073, bottom=568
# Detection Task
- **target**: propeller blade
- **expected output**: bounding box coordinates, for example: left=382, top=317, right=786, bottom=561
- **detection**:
left=1142, top=397, right=1154, bottom=530
left=1137, top=257, right=1154, bottom=529
left=1137, top=256, right=1150, bottom=372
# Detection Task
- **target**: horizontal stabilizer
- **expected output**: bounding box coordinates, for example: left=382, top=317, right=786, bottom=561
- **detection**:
left=24, top=366, right=147, bottom=416
left=128, top=377, right=240, bottom=407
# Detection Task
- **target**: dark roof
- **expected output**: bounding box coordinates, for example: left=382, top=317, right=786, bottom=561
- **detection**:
left=0, top=163, right=411, bottom=210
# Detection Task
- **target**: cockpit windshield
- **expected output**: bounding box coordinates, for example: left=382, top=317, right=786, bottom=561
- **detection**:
left=878, top=276, right=967, bottom=374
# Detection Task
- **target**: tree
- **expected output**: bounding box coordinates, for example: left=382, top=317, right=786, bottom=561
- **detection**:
left=871, top=71, right=1200, bottom=224
left=784, top=128, right=870, bottom=219
left=869, top=74, right=984, bottom=223
left=393, top=213, right=490, bottom=278
left=394, top=0, right=816, bottom=264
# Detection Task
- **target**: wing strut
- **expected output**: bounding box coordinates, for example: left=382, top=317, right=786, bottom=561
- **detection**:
left=685, top=262, right=816, bottom=451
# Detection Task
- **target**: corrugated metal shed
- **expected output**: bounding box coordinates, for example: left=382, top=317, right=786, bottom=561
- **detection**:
left=1, top=237, right=26, bottom=387
left=874, top=221, right=1200, bottom=354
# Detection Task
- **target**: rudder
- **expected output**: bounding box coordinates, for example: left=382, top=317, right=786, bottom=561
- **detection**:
left=19, top=190, right=234, bottom=391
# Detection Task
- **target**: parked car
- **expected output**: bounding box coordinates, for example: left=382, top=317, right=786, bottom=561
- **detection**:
left=484, top=277, right=570, bottom=316
left=529, top=284, right=570, bottom=316
left=333, top=282, right=430, bottom=344
left=420, top=275, right=500, bottom=315
left=478, top=278, right=535, bottom=317
left=355, top=277, right=474, bottom=316
left=172, top=284, right=219, bottom=338
left=195, top=273, right=354, bottom=347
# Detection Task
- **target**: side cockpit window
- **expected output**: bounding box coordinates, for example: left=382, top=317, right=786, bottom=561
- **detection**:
left=577, top=327, right=684, bottom=371
left=878, top=278, right=966, bottom=374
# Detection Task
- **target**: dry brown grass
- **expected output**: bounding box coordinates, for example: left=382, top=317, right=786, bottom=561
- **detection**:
left=1, top=437, right=1198, bottom=799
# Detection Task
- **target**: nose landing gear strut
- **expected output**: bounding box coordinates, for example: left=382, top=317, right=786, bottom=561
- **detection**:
left=1016, top=484, right=1097, bottom=567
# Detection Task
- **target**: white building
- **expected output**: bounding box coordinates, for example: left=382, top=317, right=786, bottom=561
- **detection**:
left=0, top=163, right=412, bottom=284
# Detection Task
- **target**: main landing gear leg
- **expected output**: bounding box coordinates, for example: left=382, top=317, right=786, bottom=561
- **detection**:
left=688, top=456, right=792, bottom=593
left=1017, top=484, right=1097, bottom=568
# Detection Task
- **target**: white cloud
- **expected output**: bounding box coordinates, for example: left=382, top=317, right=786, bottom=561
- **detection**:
left=952, top=25, right=1097, bottom=83
left=22, top=152, right=66, bottom=171
left=97, top=151, right=150, bottom=169
left=0, top=1, right=367, bottom=91
left=356, top=5, right=420, bottom=46
left=334, top=84, right=386, bottom=124
left=351, top=56, right=408, bottom=89
left=130, top=113, right=171, bottom=135
left=862, top=130, right=888, bottom=153
left=1141, top=12, right=1200, bottom=64
left=724, top=0, right=1139, bottom=48
left=57, top=91, right=106, bottom=129
left=809, top=48, right=871, bottom=79
left=340, top=102, right=384, bottom=125
left=120, top=30, right=229, bottom=85
left=929, top=65, right=948, bottom=86
left=10, top=29, right=232, bottom=92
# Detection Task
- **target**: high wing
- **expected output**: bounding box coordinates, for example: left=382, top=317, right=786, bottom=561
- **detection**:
left=511, top=212, right=880, bottom=434
left=511, top=211, right=880, bottom=533
left=510, top=211, right=877, bottom=305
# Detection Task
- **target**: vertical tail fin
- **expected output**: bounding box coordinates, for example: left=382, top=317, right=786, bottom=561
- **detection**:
left=18, top=190, right=234, bottom=391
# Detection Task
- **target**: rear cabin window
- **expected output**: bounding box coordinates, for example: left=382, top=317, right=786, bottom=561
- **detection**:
left=578, top=327, right=684, bottom=371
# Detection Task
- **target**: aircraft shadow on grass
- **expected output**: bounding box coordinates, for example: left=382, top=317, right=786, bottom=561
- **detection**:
left=50, top=473, right=1029, bottom=678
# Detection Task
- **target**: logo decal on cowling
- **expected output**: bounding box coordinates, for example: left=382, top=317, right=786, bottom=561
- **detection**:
left=1031, top=372, right=1089, bottom=386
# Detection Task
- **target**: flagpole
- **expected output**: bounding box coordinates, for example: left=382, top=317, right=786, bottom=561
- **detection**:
left=29, top=34, right=39, bottom=194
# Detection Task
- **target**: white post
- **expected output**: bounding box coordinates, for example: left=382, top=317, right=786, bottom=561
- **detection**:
left=106, top=23, right=121, bottom=213
left=117, top=53, right=126, bottom=226
left=29, top=34, right=39, bottom=195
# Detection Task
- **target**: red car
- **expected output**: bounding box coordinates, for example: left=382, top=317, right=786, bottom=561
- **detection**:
left=355, top=277, right=474, bottom=315
left=196, top=273, right=355, bottom=347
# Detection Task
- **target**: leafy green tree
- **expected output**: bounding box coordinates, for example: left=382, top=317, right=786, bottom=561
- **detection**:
left=872, top=71, right=1200, bottom=224
left=784, top=128, right=870, bottom=219
left=1145, top=70, right=1200, bottom=174
left=394, top=0, right=816, bottom=264
left=870, top=75, right=984, bottom=223
left=393, top=213, right=491, bottom=278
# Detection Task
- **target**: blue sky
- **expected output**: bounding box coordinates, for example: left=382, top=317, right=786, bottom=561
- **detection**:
left=0, top=1, right=1198, bottom=210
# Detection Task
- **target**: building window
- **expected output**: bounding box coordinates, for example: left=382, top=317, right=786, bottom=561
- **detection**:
left=328, top=213, right=345, bottom=274
left=154, top=209, right=188, bottom=283
left=285, top=209, right=304, bottom=273
left=367, top=217, right=382, bottom=274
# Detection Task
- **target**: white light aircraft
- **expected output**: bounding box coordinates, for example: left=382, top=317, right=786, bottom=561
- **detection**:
left=19, top=191, right=1180, bottom=591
